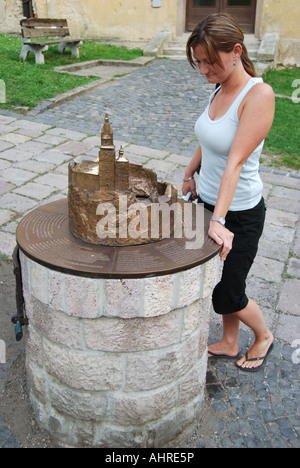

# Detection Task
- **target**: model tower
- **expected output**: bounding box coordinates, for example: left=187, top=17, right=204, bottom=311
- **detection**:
left=68, top=115, right=177, bottom=246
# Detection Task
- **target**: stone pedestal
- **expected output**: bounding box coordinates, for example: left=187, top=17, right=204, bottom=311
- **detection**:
left=17, top=199, right=221, bottom=448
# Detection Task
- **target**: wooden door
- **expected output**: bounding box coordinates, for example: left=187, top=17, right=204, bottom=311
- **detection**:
left=186, top=0, right=257, bottom=33
left=22, top=0, right=34, bottom=18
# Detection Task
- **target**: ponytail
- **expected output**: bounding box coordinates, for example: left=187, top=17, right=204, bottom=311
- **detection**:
left=241, top=44, right=258, bottom=77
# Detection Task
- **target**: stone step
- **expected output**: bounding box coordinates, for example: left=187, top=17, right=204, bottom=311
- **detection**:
left=163, top=33, right=261, bottom=61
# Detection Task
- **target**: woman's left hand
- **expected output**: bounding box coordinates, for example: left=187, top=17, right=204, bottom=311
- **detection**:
left=208, top=221, right=234, bottom=261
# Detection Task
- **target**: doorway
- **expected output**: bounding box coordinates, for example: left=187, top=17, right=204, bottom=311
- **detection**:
left=186, top=0, right=257, bottom=33
left=22, top=0, right=34, bottom=18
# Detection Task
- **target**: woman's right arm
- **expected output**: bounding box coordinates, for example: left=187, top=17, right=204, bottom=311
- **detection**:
left=181, top=145, right=202, bottom=199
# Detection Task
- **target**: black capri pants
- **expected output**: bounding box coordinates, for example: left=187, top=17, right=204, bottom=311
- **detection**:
left=198, top=196, right=266, bottom=315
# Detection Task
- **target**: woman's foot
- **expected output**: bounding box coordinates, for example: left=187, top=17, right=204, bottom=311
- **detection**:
left=236, top=332, right=274, bottom=371
left=208, top=341, right=239, bottom=358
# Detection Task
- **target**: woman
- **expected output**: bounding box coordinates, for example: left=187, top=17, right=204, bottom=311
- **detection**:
left=182, top=14, right=275, bottom=372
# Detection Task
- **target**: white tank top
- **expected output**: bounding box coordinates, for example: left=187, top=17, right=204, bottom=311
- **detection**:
left=195, top=77, right=264, bottom=211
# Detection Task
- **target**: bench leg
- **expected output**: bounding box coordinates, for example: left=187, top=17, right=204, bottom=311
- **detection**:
left=34, top=46, right=48, bottom=65
left=19, top=44, right=30, bottom=62
left=70, top=44, right=80, bottom=59
left=58, top=41, right=82, bottom=58
left=20, top=44, right=48, bottom=64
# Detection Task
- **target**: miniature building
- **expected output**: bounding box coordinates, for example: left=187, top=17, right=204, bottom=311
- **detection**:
left=99, top=114, right=117, bottom=191
left=68, top=114, right=178, bottom=246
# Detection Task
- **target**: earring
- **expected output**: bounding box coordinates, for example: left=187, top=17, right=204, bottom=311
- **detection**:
left=233, top=61, right=236, bottom=67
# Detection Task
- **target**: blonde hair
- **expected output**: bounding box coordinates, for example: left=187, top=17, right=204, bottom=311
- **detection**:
left=186, top=13, right=258, bottom=78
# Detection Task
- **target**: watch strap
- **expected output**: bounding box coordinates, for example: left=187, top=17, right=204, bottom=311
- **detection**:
left=210, top=216, right=226, bottom=226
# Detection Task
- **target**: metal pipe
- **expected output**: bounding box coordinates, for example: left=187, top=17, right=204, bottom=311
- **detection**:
left=11, top=246, right=28, bottom=341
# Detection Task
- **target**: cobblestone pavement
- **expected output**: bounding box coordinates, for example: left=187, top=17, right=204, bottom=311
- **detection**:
left=0, top=59, right=299, bottom=448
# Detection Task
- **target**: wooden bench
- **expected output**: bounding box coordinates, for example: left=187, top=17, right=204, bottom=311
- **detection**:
left=20, top=18, right=82, bottom=64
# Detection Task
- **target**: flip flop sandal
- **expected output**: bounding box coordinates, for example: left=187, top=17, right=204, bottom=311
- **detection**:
left=236, top=342, right=274, bottom=373
left=208, top=351, right=240, bottom=359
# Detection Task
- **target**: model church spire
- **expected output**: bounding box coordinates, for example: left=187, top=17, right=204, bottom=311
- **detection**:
left=99, top=114, right=116, bottom=191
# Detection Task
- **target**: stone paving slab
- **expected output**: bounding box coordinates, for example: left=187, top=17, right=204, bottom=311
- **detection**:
left=0, top=58, right=299, bottom=448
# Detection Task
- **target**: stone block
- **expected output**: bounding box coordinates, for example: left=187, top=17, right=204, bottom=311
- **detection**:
left=293, top=236, right=300, bottom=257
left=49, top=380, right=108, bottom=421
left=125, top=332, right=200, bottom=391
left=84, top=309, right=181, bottom=352
left=272, top=186, right=300, bottom=202
left=287, top=258, right=300, bottom=278
left=104, top=278, right=143, bottom=318
left=26, top=296, right=82, bottom=348
left=266, top=208, right=299, bottom=228
left=0, top=140, right=14, bottom=152
left=46, top=127, right=87, bottom=141
left=144, top=31, right=171, bottom=57
left=0, top=116, right=17, bottom=125
left=43, top=338, right=123, bottom=391
left=10, top=119, right=51, bottom=133
left=65, top=275, right=99, bottom=318
left=1, top=167, right=35, bottom=185
left=26, top=360, right=46, bottom=404
left=0, top=148, right=33, bottom=162
left=16, top=141, right=52, bottom=155
left=278, top=279, right=300, bottom=316
left=31, top=261, right=49, bottom=304
left=261, top=223, right=294, bottom=244
left=175, top=265, right=203, bottom=308
left=13, top=182, right=55, bottom=201
left=111, top=384, right=177, bottom=426
left=151, top=395, right=203, bottom=448
left=0, top=231, right=18, bottom=257
left=0, top=209, right=13, bottom=226
left=54, top=140, right=93, bottom=156
left=14, top=159, right=55, bottom=174
left=202, top=255, right=221, bottom=298
left=26, top=324, right=43, bottom=367
left=48, top=269, right=66, bottom=312
left=181, top=298, right=208, bottom=341
left=250, top=256, right=284, bottom=283
left=33, top=173, right=67, bottom=190
left=144, top=159, right=176, bottom=174
left=126, top=144, right=169, bottom=159
left=33, top=150, right=72, bottom=165
left=143, top=274, right=173, bottom=317
left=0, top=160, right=11, bottom=171
left=258, top=238, right=289, bottom=262
left=276, top=314, right=300, bottom=343
left=179, top=354, right=207, bottom=406
left=96, top=424, right=146, bottom=448
left=257, top=33, right=279, bottom=62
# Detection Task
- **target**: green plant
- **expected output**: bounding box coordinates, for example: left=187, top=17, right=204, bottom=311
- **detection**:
left=0, top=34, right=142, bottom=110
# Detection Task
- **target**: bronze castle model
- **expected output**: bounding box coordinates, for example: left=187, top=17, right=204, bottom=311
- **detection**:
left=68, top=114, right=178, bottom=246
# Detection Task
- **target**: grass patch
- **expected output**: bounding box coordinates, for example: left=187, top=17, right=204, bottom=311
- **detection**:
left=0, top=253, right=10, bottom=265
left=0, top=34, right=142, bottom=110
left=262, top=68, right=300, bottom=170
left=263, top=67, right=300, bottom=96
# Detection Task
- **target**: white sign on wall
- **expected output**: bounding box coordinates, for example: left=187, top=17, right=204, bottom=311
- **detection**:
left=0, top=339, right=6, bottom=364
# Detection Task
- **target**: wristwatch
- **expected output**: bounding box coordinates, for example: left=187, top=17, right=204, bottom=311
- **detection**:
left=210, top=216, right=226, bottom=226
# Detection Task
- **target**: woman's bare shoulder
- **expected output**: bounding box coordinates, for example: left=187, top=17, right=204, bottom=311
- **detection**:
left=248, top=81, right=274, bottom=101
left=240, top=81, right=275, bottom=117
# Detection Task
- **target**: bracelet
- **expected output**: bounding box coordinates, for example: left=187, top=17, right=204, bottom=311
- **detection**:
left=183, top=176, right=194, bottom=182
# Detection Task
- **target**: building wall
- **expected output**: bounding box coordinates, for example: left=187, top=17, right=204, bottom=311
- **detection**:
left=259, top=0, right=299, bottom=39
left=33, top=0, right=186, bottom=41
left=0, top=0, right=23, bottom=33
left=0, top=0, right=298, bottom=66
left=258, top=0, right=300, bottom=66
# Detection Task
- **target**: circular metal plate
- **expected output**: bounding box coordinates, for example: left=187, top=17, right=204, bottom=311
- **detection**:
left=16, top=199, right=220, bottom=279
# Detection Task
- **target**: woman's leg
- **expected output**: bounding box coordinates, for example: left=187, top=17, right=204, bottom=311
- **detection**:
left=235, top=298, right=273, bottom=370
left=208, top=298, right=273, bottom=369
left=208, top=313, right=240, bottom=357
